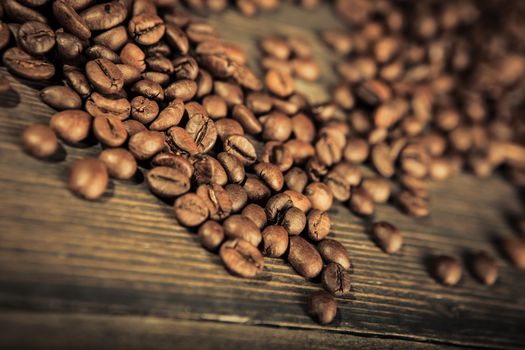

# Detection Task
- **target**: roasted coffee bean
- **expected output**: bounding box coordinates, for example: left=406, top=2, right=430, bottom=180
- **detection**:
left=64, top=66, right=91, bottom=98
left=196, top=183, right=232, bottom=220
left=128, top=130, right=165, bottom=160
left=232, top=63, right=262, bottom=91
left=261, top=112, right=292, bottom=142
left=214, top=80, right=243, bottom=106
left=501, top=237, right=525, bottom=269
left=3, top=47, right=55, bottom=80
left=400, top=143, right=430, bottom=178
left=223, top=134, right=257, bottom=166
left=432, top=255, right=462, bottom=286
left=18, top=21, right=55, bottom=56
left=399, top=174, right=429, bottom=199
left=223, top=215, right=261, bottom=246
left=217, top=152, right=245, bottom=184
left=3, top=0, right=48, bottom=24
left=261, top=35, right=290, bottom=60
left=68, top=158, right=108, bottom=200
left=241, top=203, right=267, bottom=230
left=324, top=171, right=351, bottom=202
left=22, top=124, right=58, bottom=159
left=284, top=139, right=315, bottom=164
left=232, top=104, right=262, bottom=135
left=50, top=110, right=92, bottom=144
left=202, top=95, right=227, bottom=120
left=246, top=92, right=273, bottom=114
left=118, top=64, right=142, bottom=85
left=266, top=69, right=294, bottom=97
left=123, top=119, right=146, bottom=136
left=98, top=148, right=137, bottom=180
left=356, top=79, right=391, bottom=105
left=40, top=86, right=82, bottom=111
left=85, top=58, right=124, bottom=95
left=284, top=190, right=311, bottom=213
left=0, top=23, right=11, bottom=52
left=371, top=221, right=402, bottom=254
left=470, top=251, right=498, bottom=285
left=128, top=13, right=165, bottom=45
left=86, top=45, right=121, bottom=63
left=343, top=138, right=369, bottom=164
left=165, top=79, right=197, bottom=101
left=216, top=119, right=244, bottom=142
left=265, top=193, right=294, bottom=224
left=195, top=69, right=213, bottom=98
left=332, top=83, right=354, bottom=110
left=262, top=56, right=292, bottom=75
left=93, top=25, right=128, bottom=51
left=165, top=22, right=189, bottom=55
left=149, top=99, right=184, bottom=131
left=151, top=153, right=192, bottom=178
left=165, top=126, right=199, bottom=156
left=0, top=75, right=10, bottom=94
left=307, top=209, right=331, bottom=241
left=132, top=79, right=164, bottom=101
left=318, top=239, right=351, bottom=270
left=142, top=71, right=170, bottom=86
left=185, top=114, right=217, bottom=153
left=225, top=184, right=248, bottom=213
left=220, top=238, right=264, bottom=278
left=304, top=182, right=333, bottom=212
left=308, top=290, right=337, bottom=325
left=254, top=162, right=284, bottom=191
left=185, top=101, right=207, bottom=120
left=284, top=167, right=308, bottom=193
left=371, top=143, right=395, bottom=178
left=147, top=166, right=190, bottom=199
left=130, top=96, right=159, bottom=124
left=243, top=176, right=271, bottom=204
left=322, top=263, right=351, bottom=296
left=53, top=0, right=91, bottom=40
left=86, top=92, right=130, bottom=120
left=288, top=236, right=323, bottom=278
left=173, top=55, right=199, bottom=80
left=92, top=116, right=126, bottom=147
left=261, top=225, right=289, bottom=257
left=120, top=43, right=146, bottom=72
left=146, top=56, right=174, bottom=74
left=81, top=1, right=127, bottom=31
left=293, top=58, right=320, bottom=81
left=193, top=154, right=228, bottom=186
left=361, top=177, right=390, bottom=204
left=397, top=190, right=429, bottom=217
left=198, top=220, right=225, bottom=251
left=173, top=193, right=209, bottom=227
left=291, top=113, right=315, bottom=143
left=262, top=141, right=294, bottom=172
left=349, top=187, right=374, bottom=216
left=281, top=207, right=306, bottom=236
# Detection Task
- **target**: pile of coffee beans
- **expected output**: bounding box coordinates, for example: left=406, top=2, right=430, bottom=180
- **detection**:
left=3, top=0, right=525, bottom=325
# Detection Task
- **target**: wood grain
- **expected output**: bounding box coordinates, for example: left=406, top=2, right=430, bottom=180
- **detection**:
left=1, top=3, right=525, bottom=349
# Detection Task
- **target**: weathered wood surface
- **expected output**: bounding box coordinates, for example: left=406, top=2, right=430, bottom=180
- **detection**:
left=1, top=3, right=525, bottom=349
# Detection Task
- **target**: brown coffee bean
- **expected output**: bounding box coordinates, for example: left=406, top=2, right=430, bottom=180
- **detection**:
left=53, top=0, right=91, bottom=40
left=371, top=221, right=402, bottom=254
left=40, top=86, right=81, bottom=111
left=232, top=63, right=262, bottom=91
left=332, top=83, right=355, bottom=110
left=324, top=171, right=351, bottom=202
left=69, top=158, right=108, bottom=200
left=3, top=47, right=55, bottom=80
left=93, top=26, right=128, bottom=52
left=50, top=110, right=92, bottom=144
left=85, top=45, right=120, bottom=64
left=343, top=138, right=369, bottom=164
left=284, top=167, right=308, bottom=193
left=349, top=187, right=374, bottom=216
left=85, top=58, right=124, bottom=95
left=291, top=113, right=315, bottom=143
left=225, top=184, right=248, bottom=213
left=165, top=79, right=197, bottom=101
left=217, top=152, right=245, bottom=184
left=191, top=154, right=227, bottom=186
left=224, top=134, right=257, bottom=166
left=501, top=237, right=525, bottom=269
left=470, top=251, right=498, bottom=285
left=254, top=162, right=284, bottom=192
left=285, top=139, right=315, bottom=164
left=199, top=53, right=235, bottom=80
left=283, top=190, right=311, bottom=213
left=81, top=1, right=127, bottom=30
left=18, top=21, right=55, bottom=56
left=202, top=95, right=227, bottom=120
left=396, top=190, right=429, bottom=217
left=241, top=204, right=267, bottom=230
left=166, top=126, right=198, bottom=156
left=261, top=35, right=290, bottom=60
left=400, top=143, right=430, bottom=179
left=223, top=215, right=261, bottom=246
left=288, top=236, right=323, bottom=278
left=130, top=96, right=159, bottom=124
left=261, top=225, right=289, bottom=257
left=123, top=119, right=147, bottom=137
left=147, top=166, right=190, bottom=199
left=173, top=193, right=209, bottom=227
left=85, top=93, right=129, bottom=120
left=214, top=80, right=243, bottom=106
left=293, top=58, right=320, bottom=81
left=196, top=183, right=232, bottom=220
left=63, top=66, right=91, bottom=98
left=371, top=143, right=395, bottom=178
left=198, top=220, right=225, bottom=251
left=315, top=136, right=343, bottom=168
left=308, top=290, right=337, bottom=325
left=220, top=239, right=264, bottom=278
left=432, top=255, right=462, bottom=286
left=149, top=99, right=184, bottom=131
left=304, top=182, right=333, bottom=212
left=0, top=23, right=9, bottom=52
left=261, top=112, right=292, bottom=142
left=3, top=0, right=48, bottom=23
left=246, top=92, right=273, bottom=114
left=98, top=148, right=136, bottom=180
left=361, top=177, right=390, bottom=204
left=305, top=156, right=327, bottom=182
left=322, top=263, right=352, bottom=296
left=232, top=104, right=262, bottom=135
left=119, top=43, right=146, bottom=73
left=128, top=130, right=165, bottom=160
left=186, top=21, right=217, bottom=43
left=151, top=152, right=193, bottom=178
left=243, top=176, right=271, bottom=204
left=317, top=239, right=351, bottom=270
left=281, top=207, right=306, bottom=235
left=265, top=193, right=294, bottom=224
left=307, top=209, right=331, bottom=241
left=173, top=55, right=199, bottom=80
left=128, top=13, right=165, bottom=45
left=262, top=141, right=293, bottom=173
left=93, top=116, right=127, bottom=147
left=22, top=124, right=58, bottom=159
left=399, top=174, right=429, bottom=199
left=185, top=114, right=217, bottom=153
left=266, top=69, right=294, bottom=97
left=132, top=79, right=164, bottom=102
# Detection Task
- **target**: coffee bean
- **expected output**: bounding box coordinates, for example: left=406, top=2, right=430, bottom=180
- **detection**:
left=223, top=215, right=261, bottom=246
left=165, top=22, right=189, bottom=54
left=254, top=162, right=284, bottom=192
left=323, top=171, right=350, bottom=202
left=304, top=182, right=333, bottom=212
left=185, top=114, right=217, bottom=153
left=332, top=83, right=354, bottom=110
left=291, top=113, right=315, bottom=143
left=272, top=96, right=301, bottom=116
left=371, top=221, right=402, bottom=254
left=150, top=99, right=184, bottom=131
left=53, top=0, right=91, bottom=40
left=130, top=96, right=159, bottom=124
left=396, top=190, right=429, bottom=217
left=261, top=112, right=292, bottom=142
left=117, top=64, right=141, bottom=85
left=185, top=101, right=208, bottom=120
left=223, top=134, right=257, bottom=166
left=371, top=143, right=395, bottom=178
left=261, top=225, right=289, bottom=257
left=281, top=207, right=306, bottom=235
left=470, top=251, right=498, bottom=285
left=246, top=92, right=273, bottom=114
left=265, top=193, right=294, bottom=224
left=432, top=255, right=462, bottom=286
left=64, top=65, right=92, bottom=98
left=201, top=95, right=227, bottom=120
left=349, top=187, right=374, bottom=216
left=93, top=25, right=128, bottom=52
left=322, top=262, right=352, bottom=296
left=142, top=71, right=170, bottom=86
left=193, top=154, right=228, bottom=186
left=81, top=1, right=127, bottom=31
left=214, top=80, right=243, bottom=106
left=40, top=85, right=82, bottom=111
left=261, top=35, right=290, bottom=60
left=284, top=139, right=315, bottom=164
left=132, top=79, right=165, bottom=102
left=18, top=21, right=55, bottom=56
left=243, top=176, right=271, bottom=204
left=69, top=158, right=108, bottom=200
left=85, top=58, right=124, bottom=95
left=308, top=290, right=337, bottom=325
left=0, top=23, right=9, bottom=52
left=50, top=110, right=92, bottom=144
left=241, top=203, right=267, bottom=230
left=399, top=174, right=429, bottom=199
left=123, top=119, right=147, bottom=137
left=196, top=69, right=213, bottom=98
left=147, top=166, right=190, bottom=199
left=86, top=45, right=120, bottom=63
left=22, top=124, right=58, bottom=159
left=85, top=92, right=130, bottom=120
left=4, top=0, right=48, bottom=23
left=128, top=130, right=165, bottom=160
left=165, top=79, right=197, bottom=101
left=232, top=104, right=262, bottom=135
left=151, top=153, right=193, bottom=178
left=93, top=116, right=127, bottom=147
left=361, top=177, right=390, bottom=204
left=173, top=55, right=199, bottom=80
left=317, top=239, right=351, bottom=271
left=284, top=167, right=308, bottom=193
left=174, top=193, right=209, bottom=227
left=119, top=43, right=146, bottom=73
left=400, top=143, right=430, bottom=178
left=501, top=237, right=525, bottom=269
left=288, top=236, right=323, bottom=278
left=307, top=209, right=331, bottom=241
left=196, top=183, right=232, bottom=220
left=232, top=63, right=262, bottom=91
left=3, top=47, right=55, bottom=80
left=198, top=220, right=224, bottom=251
left=293, top=58, right=320, bottom=81
left=343, top=138, right=369, bottom=164
left=217, top=152, right=245, bottom=184
left=165, top=126, right=198, bottom=156
left=220, top=238, right=264, bottom=278
left=98, top=148, right=137, bottom=180
left=262, top=141, right=294, bottom=172
left=224, top=184, right=248, bottom=213
left=306, top=156, right=327, bottom=183
left=283, top=190, right=311, bottom=213
left=266, top=69, right=294, bottom=97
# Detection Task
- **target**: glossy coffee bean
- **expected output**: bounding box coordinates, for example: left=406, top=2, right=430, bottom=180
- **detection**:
left=50, top=110, right=92, bottom=144
left=217, top=152, right=245, bottom=184
left=150, top=99, right=184, bottom=131
left=85, top=58, right=124, bottom=95
left=371, top=221, right=402, bottom=254
left=147, top=166, right=190, bottom=199
left=324, top=171, right=351, bottom=202
left=432, top=255, right=462, bottom=286
left=166, top=126, right=199, bottom=156
left=262, top=141, right=294, bottom=172
left=261, top=225, right=289, bottom=257
left=151, top=153, right=193, bottom=178
left=232, top=104, right=262, bottom=134
left=265, top=193, right=294, bottom=224
left=349, top=187, right=375, bottom=216
left=81, top=1, right=127, bottom=31
left=361, top=177, right=390, bottom=204
left=501, top=237, right=525, bottom=269
left=281, top=207, right=306, bottom=235
left=197, top=183, right=232, bottom=220
left=224, top=184, right=248, bottom=213
left=317, top=239, right=351, bottom=271
left=40, top=86, right=82, bottom=111
left=192, top=154, right=228, bottom=186
left=22, top=124, right=58, bottom=159
left=3, top=47, right=55, bottom=80
left=68, top=158, right=108, bottom=200
left=396, top=190, right=429, bottom=217
left=223, top=134, right=257, bottom=166
left=308, top=291, right=337, bottom=325
left=220, top=239, right=264, bottom=278
left=254, top=162, right=284, bottom=191
left=283, top=190, right=311, bottom=213
left=98, top=148, right=137, bottom=180
left=322, top=262, right=352, bottom=296
left=304, top=182, right=333, bottom=212
left=288, top=236, right=323, bottom=279
left=307, top=209, right=331, bottom=241
left=53, top=0, right=91, bottom=40
left=215, top=118, right=244, bottom=141
left=198, top=220, right=225, bottom=251
left=18, top=21, right=55, bottom=56
left=93, top=116, right=127, bottom=147
left=86, top=92, right=130, bottom=120
left=241, top=204, right=267, bottom=230
left=223, top=215, right=261, bottom=247
left=185, top=114, right=217, bottom=153
left=173, top=193, right=209, bottom=227
left=470, top=251, right=498, bottom=285
left=128, top=130, right=165, bottom=160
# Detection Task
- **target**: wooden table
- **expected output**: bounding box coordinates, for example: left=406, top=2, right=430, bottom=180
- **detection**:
left=1, top=4, right=525, bottom=349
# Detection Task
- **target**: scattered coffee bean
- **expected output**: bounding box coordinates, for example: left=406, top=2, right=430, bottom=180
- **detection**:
left=22, top=124, right=58, bottom=159
left=308, top=290, right=337, bottom=325
left=50, top=110, right=92, bottom=144
left=224, top=183, right=248, bottom=213
left=99, top=148, right=137, bottom=180
left=128, top=130, right=166, bottom=160
left=288, top=236, right=323, bottom=278
left=304, top=182, right=333, bottom=212
left=68, top=158, right=108, bottom=200
left=147, top=166, right=190, bottom=199
left=223, top=214, right=262, bottom=246
left=470, top=251, right=498, bottom=285
left=349, top=187, right=375, bottom=216
left=220, top=238, right=264, bottom=278
left=432, top=255, right=462, bottom=286
left=261, top=225, right=289, bottom=257
left=199, top=220, right=225, bottom=251
left=322, top=262, right=352, bottom=296
left=361, top=177, right=390, bottom=204
left=197, top=183, right=232, bottom=220
left=281, top=207, right=306, bottom=235
left=173, top=193, right=209, bottom=227
left=241, top=203, right=267, bottom=230
left=371, top=221, right=402, bottom=254
left=307, top=209, right=331, bottom=241
left=501, top=237, right=525, bottom=269
left=317, top=239, right=351, bottom=271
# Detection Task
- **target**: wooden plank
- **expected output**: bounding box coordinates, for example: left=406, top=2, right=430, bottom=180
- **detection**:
left=0, top=3, right=525, bottom=349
